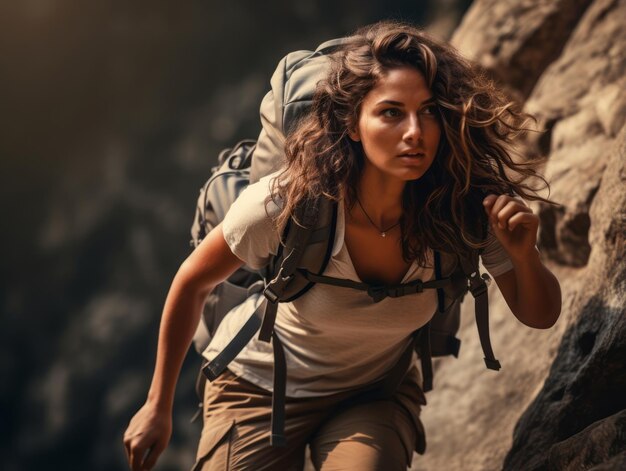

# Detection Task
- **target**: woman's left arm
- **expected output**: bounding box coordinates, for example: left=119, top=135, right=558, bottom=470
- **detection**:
left=483, top=194, right=562, bottom=329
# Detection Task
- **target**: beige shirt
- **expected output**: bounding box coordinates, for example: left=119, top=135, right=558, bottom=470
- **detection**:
left=203, top=174, right=513, bottom=397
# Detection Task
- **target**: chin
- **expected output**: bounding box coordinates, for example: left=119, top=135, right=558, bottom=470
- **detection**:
left=398, top=166, right=432, bottom=182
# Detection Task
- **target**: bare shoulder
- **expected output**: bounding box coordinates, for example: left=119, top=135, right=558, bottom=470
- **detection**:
left=179, top=223, right=244, bottom=292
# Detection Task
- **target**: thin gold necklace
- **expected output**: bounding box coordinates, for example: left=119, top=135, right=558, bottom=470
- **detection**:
left=355, top=196, right=401, bottom=238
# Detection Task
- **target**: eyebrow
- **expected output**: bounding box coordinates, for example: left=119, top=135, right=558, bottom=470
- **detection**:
left=376, top=97, right=436, bottom=106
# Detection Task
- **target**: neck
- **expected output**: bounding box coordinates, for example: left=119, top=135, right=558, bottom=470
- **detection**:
left=353, top=168, right=405, bottom=228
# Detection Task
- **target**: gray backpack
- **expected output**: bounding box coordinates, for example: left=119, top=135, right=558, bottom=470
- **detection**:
left=189, top=39, right=500, bottom=445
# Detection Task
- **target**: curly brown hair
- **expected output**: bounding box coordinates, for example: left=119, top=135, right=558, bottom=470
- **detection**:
left=271, top=20, right=548, bottom=265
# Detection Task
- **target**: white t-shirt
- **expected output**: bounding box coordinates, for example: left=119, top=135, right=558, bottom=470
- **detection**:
left=203, top=174, right=513, bottom=397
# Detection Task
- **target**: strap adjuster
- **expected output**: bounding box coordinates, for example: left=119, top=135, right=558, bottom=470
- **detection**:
left=367, top=286, right=387, bottom=303
left=263, top=268, right=294, bottom=304
left=367, top=280, right=425, bottom=302
left=202, top=362, right=221, bottom=382
left=263, top=285, right=280, bottom=304
left=411, top=280, right=424, bottom=294
left=468, top=272, right=491, bottom=298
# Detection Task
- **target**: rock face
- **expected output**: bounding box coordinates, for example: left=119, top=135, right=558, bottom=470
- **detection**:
left=414, top=0, right=626, bottom=470
left=452, top=0, right=594, bottom=99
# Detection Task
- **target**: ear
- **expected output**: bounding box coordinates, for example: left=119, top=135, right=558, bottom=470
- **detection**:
left=348, top=128, right=360, bottom=142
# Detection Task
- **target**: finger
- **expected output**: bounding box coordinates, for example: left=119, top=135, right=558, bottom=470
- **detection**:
left=130, top=441, right=147, bottom=471
left=487, top=195, right=510, bottom=225
left=142, top=441, right=166, bottom=470
left=123, top=430, right=135, bottom=465
left=496, top=200, right=531, bottom=229
left=482, top=194, right=498, bottom=212
left=507, top=211, right=538, bottom=232
left=123, top=438, right=131, bottom=465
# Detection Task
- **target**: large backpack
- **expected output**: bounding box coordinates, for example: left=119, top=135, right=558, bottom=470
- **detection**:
left=189, top=39, right=500, bottom=445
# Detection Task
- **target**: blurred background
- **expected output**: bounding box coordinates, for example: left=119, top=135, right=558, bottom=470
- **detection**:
left=0, top=1, right=473, bottom=470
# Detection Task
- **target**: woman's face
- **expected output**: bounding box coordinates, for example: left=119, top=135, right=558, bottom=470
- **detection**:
left=350, top=66, right=441, bottom=186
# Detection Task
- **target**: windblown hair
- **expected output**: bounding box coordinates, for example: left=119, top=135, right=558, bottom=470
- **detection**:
left=272, top=20, right=549, bottom=265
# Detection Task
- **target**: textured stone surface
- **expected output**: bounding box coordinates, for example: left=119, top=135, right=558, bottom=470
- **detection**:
left=412, top=278, right=572, bottom=470
left=547, top=409, right=626, bottom=470
left=504, top=122, right=626, bottom=471
left=528, top=0, right=626, bottom=267
left=451, top=0, right=593, bottom=98
left=414, top=0, right=626, bottom=469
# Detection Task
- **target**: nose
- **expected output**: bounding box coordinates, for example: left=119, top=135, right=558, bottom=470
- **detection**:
left=402, top=115, right=422, bottom=143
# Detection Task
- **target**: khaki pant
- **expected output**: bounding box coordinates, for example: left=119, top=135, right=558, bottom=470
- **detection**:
left=192, top=367, right=427, bottom=471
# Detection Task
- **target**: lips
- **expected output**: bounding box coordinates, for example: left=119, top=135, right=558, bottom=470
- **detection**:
left=398, top=151, right=425, bottom=157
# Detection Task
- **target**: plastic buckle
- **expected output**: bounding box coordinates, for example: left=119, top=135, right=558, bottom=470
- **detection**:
left=263, top=268, right=294, bottom=304
left=468, top=272, right=488, bottom=298
left=481, top=273, right=492, bottom=286
left=367, top=286, right=387, bottom=303
left=263, top=286, right=280, bottom=304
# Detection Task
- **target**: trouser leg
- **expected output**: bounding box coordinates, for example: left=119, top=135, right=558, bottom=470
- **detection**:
left=193, top=366, right=426, bottom=471
left=309, top=399, right=417, bottom=471
left=309, top=366, right=427, bottom=471
left=193, top=369, right=340, bottom=471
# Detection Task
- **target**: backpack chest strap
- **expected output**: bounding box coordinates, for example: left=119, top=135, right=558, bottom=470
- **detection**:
left=300, top=269, right=451, bottom=303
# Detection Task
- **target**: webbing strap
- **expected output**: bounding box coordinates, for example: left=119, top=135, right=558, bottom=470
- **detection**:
left=259, top=200, right=320, bottom=342
left=300, top=269, right=451, bottom=303
left=418, top=324, right=433, bottom=392
left=202, top=299, right=289, bottom=447
left=434, top=251, right=445, bottom=313
left=461, top=254, right=501, bottom=371
left=270, top=332, right=287, bottom=447
left=258, top=201, right=320, bottom=446
left=202, top=301, right=264, bottom=381
left=473, top=281, right=501, bottom=370
left=258, top=296, right=279, bottom=342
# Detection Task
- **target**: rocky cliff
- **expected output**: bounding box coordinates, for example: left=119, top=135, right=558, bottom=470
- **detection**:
left=414, top=0, right=625, bottom=469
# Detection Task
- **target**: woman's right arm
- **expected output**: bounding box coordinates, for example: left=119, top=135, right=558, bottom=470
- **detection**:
left=123, top=223, right=243, bottom=471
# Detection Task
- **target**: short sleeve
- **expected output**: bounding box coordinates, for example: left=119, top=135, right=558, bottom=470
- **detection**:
left=222, top=174, right=282, bottom=270
left=480, top=226, right=513, bottom=278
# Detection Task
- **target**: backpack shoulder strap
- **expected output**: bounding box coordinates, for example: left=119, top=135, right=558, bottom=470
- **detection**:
left=257, top=195, right=336, bottom=446
left=458, top=250, right=501, bottom=371
left=258, top=197, right=321, bottom=341
left=259, top=196, right=337, bottom=338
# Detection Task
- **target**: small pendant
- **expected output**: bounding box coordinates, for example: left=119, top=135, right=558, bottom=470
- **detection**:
left=381, top=232, right=386, bottom=237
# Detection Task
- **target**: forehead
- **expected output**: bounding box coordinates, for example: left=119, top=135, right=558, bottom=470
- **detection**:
left=364, top=66, right=432, bottom=104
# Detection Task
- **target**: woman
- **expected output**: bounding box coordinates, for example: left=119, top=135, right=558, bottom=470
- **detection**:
left=124, top=21, right=561, bottom=471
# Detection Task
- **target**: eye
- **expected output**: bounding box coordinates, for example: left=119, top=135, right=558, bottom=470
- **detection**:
left=381, top=108, right=402, bottom=118
left=420, top=104, right=438, bottom=116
